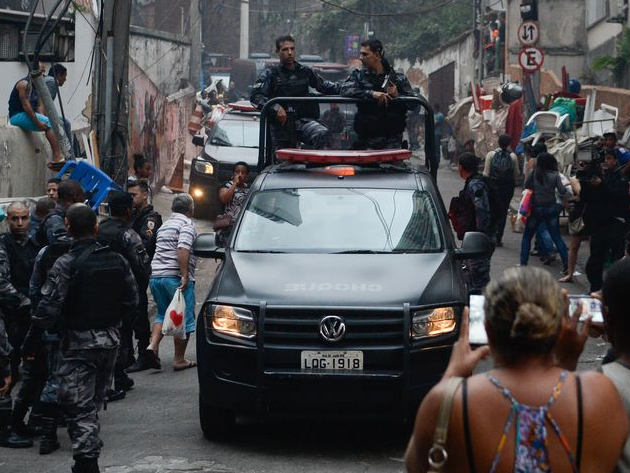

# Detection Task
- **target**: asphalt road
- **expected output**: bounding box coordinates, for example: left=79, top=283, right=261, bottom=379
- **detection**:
left=2, top=163, right=607, bottom=473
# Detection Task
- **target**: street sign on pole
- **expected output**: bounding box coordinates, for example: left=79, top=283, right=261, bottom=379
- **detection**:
left=517, top=21, right=540, bottom=46
left=518, top=47, right=545, bottom=72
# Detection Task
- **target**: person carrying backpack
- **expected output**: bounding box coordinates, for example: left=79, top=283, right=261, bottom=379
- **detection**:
left=484, top=134, right=519, bottom=246
left=449, top=153, right=497, bottom=293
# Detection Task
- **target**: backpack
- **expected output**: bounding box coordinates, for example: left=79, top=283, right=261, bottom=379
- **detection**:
left=489, top=149, right=515, bottom=184
left=449, top=176, right=501, bottom=239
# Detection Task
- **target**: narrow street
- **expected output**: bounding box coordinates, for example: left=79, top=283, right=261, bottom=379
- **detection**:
left=2, top=163, right=608, bottom=473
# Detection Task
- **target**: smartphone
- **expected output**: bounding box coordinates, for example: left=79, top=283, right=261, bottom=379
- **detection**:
left=468, top=295, right=488, bottom=345
left=568, top=295, right=604, bottom=323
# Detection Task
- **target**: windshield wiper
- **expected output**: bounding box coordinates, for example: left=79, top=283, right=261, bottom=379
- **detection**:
left=237, top=249, right=287, bottom=253
left=332, top=250, right=390, bottom=254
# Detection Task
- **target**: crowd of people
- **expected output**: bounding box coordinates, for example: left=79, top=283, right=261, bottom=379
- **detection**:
left=0, top=160, right=200, bottom=472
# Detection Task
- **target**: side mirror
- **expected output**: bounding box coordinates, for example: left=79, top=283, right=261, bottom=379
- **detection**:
left=454, top=232, right=491, bottom=260
left=192, top=134, right=205, bottom=147
left=193, top=232, right=225, bottom=259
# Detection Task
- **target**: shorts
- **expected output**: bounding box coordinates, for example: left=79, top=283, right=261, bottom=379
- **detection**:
left=10, top=112, right=51, bottom=131
left=149, top=276, right=196, bottom=333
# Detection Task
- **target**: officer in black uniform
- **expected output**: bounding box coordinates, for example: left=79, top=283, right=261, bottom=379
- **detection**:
left=341, top=39, right=414, bottom=150
left=250, top=34, right=340, bottom=150
left=97, top=192, right=150, bottom=399
left=32, top=203, right=138, bottom=473
left=35, top=179, right=85, bottom=246
left=127, top=180, right=162, bottom=372
left=0, top=201, right=40, bottom=445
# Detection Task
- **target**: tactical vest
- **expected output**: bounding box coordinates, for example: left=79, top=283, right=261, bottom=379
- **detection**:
left=0, top=233, right=39, bottom=297
left=64, top=244, right=127, bottom=330
left=272, top=65, right=320, bottom=120
left=97, top=218, right=127, bottom=255
left=35, top=207, right=66, bottom=247
left=38, top=239, right=73, bottom=281
left=354, top=70, right=407, bottom=139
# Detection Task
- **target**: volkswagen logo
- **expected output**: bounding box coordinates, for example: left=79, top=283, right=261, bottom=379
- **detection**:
left=319, top=315, right=346, bottom=342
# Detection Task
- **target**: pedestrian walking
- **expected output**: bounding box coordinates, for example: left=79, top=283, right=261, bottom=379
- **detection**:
left=581, top=148, right=630, bottom=292
left=449, top=152, right=496, bottom=293
left=32, top=203, right=138, bottom=473
left=483, top=134, right=519, bottom=247
left=146, top=194, right=197, bottom=371
left=519, top=152, right=569, bottom=272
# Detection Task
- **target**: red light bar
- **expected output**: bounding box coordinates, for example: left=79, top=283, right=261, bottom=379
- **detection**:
left=275, top=148, right=412, bottom=164
left=228, top=100, right=258, bottom=112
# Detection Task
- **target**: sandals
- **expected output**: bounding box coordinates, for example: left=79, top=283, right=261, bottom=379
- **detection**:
left=173, top=360, right=196, bottom=371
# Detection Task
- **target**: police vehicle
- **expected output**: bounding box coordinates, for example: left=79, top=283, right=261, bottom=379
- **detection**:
left=189, top=101, right=260, bottom=219
left=192, top=97, right=490, bottom=439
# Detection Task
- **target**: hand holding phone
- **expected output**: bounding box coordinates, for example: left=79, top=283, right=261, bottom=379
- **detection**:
left=468, top=295, right=488, bottom=346
left=568, top=295, right=604, bottom=323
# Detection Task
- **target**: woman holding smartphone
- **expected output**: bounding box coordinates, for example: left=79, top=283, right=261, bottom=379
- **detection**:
left=405, top=267, right=628, bottom=473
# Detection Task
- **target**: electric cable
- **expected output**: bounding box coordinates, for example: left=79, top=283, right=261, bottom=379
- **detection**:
left=319, top=0, right=463, bottom=17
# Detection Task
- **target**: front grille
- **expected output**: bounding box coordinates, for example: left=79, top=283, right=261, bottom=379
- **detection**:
left=263, top=308, right=405, bottom=349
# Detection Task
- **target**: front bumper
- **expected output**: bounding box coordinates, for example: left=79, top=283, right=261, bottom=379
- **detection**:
left=196, top=304, right=456, bottom=422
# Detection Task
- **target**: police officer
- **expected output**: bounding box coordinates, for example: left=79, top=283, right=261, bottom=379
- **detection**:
left=250, top=34, right=340, bottom=149
left=32, top=204, right=138, bottom=473
left=97, top=192, right=150, bottom=398
left=341, top=39, right=414, bottom=150
left=36, top=179, right=85, bottom=246
left=452, top=153, right=496, bottom=293
left=0, top=307, right=32, bottom=448
left=0, top=201, right=41, bottom=443
left=127, top=180, right=162, bottom=372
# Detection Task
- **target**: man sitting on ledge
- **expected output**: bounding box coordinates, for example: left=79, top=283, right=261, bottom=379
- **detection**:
left=8, top=65, right=64, bottom=171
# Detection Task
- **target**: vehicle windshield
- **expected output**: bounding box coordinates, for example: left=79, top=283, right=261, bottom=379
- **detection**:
left=210, top=118, right=259, bottom=148
left=234, top=188, right=443, bottom=253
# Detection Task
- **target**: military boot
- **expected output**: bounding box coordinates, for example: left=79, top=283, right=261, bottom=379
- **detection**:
left=27, top=401, right=43, bottom=435
left=71, top=457, right=100, bottom=473
left=11, top=400, right=39, bottom=437
left=0, top=399, right=33, bottom=448
left=39, top=402, right=60, bottom=454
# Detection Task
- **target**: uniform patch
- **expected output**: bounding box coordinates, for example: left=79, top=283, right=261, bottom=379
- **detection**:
left=147, top=221, right=155, bottom=230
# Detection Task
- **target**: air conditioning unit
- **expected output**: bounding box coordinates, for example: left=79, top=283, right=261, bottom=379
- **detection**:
left=608, top=0, right=628, bottom=23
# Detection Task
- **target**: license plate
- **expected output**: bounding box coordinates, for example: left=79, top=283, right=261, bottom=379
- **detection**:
left=300, top=350, right=363, bottom=370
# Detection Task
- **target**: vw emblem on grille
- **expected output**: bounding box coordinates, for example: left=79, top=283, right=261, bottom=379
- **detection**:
left=319, top=315, right=346, bottom=342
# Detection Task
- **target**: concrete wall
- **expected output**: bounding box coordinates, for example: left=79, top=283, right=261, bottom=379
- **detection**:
left=394, top=32, right=476, bottom=103
left=129, top=26, right=192, bottom=97
left=0, top=13, right=95, bottom=129
left=506, top=0, right=586, bottom=80
left=0, top=125, right=51, bottom=197
left=128, top=59, right=196, bottom=192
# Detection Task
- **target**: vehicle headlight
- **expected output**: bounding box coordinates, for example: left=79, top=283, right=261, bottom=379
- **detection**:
left=205, top=305, right=256, bottom=339
left=194, top=160, right=214, bottom=175
left=411, top=307, right=457, bottom=339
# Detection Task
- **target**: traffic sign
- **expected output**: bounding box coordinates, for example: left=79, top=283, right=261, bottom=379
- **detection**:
left=518, top=21, right=540, bottom=46
left=519, top=47, right=545, bottom=72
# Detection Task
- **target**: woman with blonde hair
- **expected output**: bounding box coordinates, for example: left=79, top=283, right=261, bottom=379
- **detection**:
left=405, top=266, right=627, bottom=473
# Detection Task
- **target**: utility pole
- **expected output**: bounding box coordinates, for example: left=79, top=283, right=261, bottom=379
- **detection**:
left=190, top=0, right=202, bottom=89
left=239, top=0, right=249, bottom=59
left=95, top=0, right=133, bottom=185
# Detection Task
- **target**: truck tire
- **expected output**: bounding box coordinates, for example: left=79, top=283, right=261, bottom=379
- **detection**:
left=199, top=396, right=235, bottom=440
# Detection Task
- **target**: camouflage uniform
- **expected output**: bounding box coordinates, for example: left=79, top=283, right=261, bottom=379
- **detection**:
left=97, top=218, right=150, bottom=382
left=32, top=238, right=138, bottom=465
left=0, top=232, right=39, bottom=396
left=340, top=64, right=414, bottom=150
left=459, top=174, right=496, bottom=293
left=36, top=203, right=70, bottom=246
left=250, top=62, right=340, bottom=149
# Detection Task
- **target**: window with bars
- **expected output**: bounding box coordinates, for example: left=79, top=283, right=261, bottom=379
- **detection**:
left=0, top=16, right=74, bottom=61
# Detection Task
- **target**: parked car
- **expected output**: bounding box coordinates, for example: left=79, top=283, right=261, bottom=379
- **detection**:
left=189, top=102, right=259, bottom=219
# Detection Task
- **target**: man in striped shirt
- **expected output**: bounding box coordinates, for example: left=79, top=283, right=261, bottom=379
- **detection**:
left=145, top=194, right=197, bottom=371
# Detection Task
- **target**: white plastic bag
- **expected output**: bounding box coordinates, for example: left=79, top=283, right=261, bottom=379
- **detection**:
left=162, top=288, right=186, bottom=339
